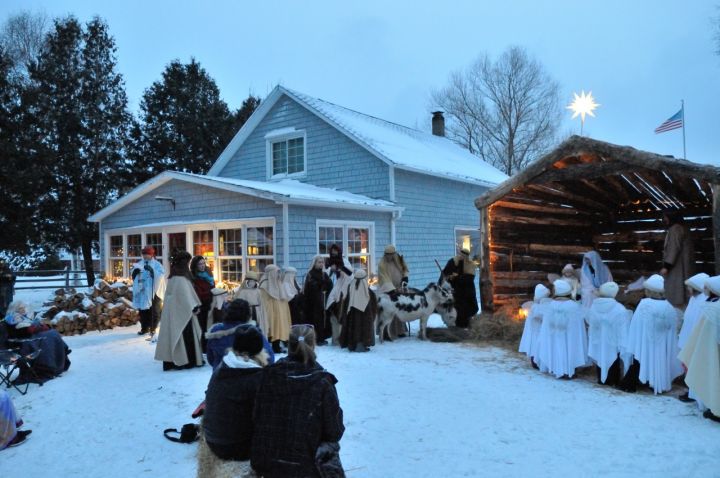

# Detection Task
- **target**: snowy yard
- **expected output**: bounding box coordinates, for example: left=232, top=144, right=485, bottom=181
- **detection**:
left=2, top=289, right=720, bottom=477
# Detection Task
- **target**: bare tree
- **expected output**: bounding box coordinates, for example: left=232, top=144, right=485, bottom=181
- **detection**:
left=714, top=5, right=720, bottom=57
left=0, top=10, right=49, bottom=79
left=432, top=46, right=561, bottom=175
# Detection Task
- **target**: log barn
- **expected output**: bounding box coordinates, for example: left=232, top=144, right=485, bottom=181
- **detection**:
left=474, top=135, right=720, bottom=310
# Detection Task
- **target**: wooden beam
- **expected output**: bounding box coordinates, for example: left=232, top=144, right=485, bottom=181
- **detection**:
left=713, top=184, right=720, bottom=274
left=492, top=213, right=592, bottom=227
left=532, top=160, right=630, bottom=183
left=526, top=183, right=611, bottom=212
left=493, top=200, right=591, bottom=216
left=480, top=207, right=493, bottom=311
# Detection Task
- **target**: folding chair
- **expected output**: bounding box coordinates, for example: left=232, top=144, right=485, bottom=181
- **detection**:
left=0, top=344, right=43, bottom=395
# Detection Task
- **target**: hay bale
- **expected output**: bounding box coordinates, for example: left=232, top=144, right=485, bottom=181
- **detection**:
left=471, top=299, right=526, bottom=343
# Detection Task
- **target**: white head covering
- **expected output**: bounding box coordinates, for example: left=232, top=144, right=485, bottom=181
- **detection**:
left=705, top=275, right=720, bottom=297
left=259, top=265, right=284, bottom=300
left=562, top=263, right=575, bottom=276
left=348, top=268, right=370, bottom=312
left=643, top=274, right=665, bottom=293
left=685, top=272, right=710, bottom=293
left=599, top=281, right=619, bottom=298
left=534, top=284, right=550, bottom=301
left=308, top=254, right=326, bottom=274
left=281, top=267, right=299, bottom=300
left=553, top=279, right=572, bottom=297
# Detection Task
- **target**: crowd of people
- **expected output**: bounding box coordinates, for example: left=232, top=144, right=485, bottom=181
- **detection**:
left=519, top=236, right=720, bottom=424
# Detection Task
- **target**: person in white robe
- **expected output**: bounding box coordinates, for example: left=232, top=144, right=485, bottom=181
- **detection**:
left=559, top=263, right=580, bottom=301
left=678, top=272, right=710, bottom=352
left=518, top=284, right=551, bottom=369
left=620, top=274, right=683, bottom=394
left=580, top=251, right=613, bottom=309
left=234, top=271, right=268, bottom=337
left=586, top=281, right=632, bottom=386
left=678, top=275, right=720, bottom=422
left=537, top=280, right=588, bottom=378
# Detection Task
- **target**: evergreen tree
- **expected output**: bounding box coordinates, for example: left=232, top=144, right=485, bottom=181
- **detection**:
left=133, top=59, right=236, bottom=180
left=28, top=16, right=131, bottom=283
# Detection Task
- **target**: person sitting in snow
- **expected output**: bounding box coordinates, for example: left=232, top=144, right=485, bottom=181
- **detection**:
left=206, top=298, right=274, bottom=370
left=619, top=274, right=683, bottom=394
left=0, top=390, right=32, bottom=449
left=679, top=275, right=720, bottom=423
left=518, top=284, right=551, bottom=369
left=677, top=272, right=710, bottom=403
left=537, top=279, right=588, bottom=379
left=131, top=246, right=165, bottom=337
left=585, top=282, right=632, bottom=387
left=199, top=326, right=269, bottom=475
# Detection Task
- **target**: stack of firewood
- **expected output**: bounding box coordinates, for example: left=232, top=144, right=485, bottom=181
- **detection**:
left=40, top=280, right=139, bottom=336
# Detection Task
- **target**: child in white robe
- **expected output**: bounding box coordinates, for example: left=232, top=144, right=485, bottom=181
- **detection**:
left=677, top=272, right=710, bottom=403
left=518, top=284, right=551, bottom=369
left=620, top=274, right=683, bottom=394
left=586, top=281, right=632, bottom=386
left=537, top=280, right=588, bottom=378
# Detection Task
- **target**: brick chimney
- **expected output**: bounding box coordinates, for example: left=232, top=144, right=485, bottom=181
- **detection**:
left=431, top=111, right=445, bottom=137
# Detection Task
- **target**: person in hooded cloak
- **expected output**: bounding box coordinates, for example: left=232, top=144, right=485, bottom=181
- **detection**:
left=518, top=283, right=551, bottom=369
left=234, top=271, right=268, bottom=338
left=586, top=281, right=632, bottom=386
left=339, top=269, right=377, bottom=353
left=442, top=247, right=479, bottom=329
left=580, top=251, right=612, bottom=309
left=303, top=255, right=333, bottom=345
left=259, top=265, right=292, bottom=353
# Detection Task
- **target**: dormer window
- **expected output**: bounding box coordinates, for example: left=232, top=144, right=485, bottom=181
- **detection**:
left=266, top=128, right=306, bottom=178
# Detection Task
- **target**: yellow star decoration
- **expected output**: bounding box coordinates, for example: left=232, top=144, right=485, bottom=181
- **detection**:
left=567, top=90, right=600, bottom=122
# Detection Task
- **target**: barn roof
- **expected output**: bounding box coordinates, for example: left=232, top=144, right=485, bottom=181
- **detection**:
left=475, top=135, right=720, bottom=211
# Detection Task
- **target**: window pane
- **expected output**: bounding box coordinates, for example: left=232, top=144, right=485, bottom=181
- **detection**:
left=145, top=232, right=163, bottom=258
left=287, top=137, right=304, bottom=174
left=110, top=236, right=124, bottom=257
left=247, top=227, right=273, bottom=256
left=110, top=259, right=124, bottom=278
left=193, top=230, right=214, bottom=259
left=455, top=229, right=480, bottom=258
left=347, top=228, right=369, bottom=254
left=168, top=232, right=187, bottom=255
left=220, top=258, right=243, bottom=283
left=348, top=256, right=369, bottom=273
left=248, top=258, right=273, bottom=273
left=318, top=226, right=343, bottom=255
left=219, top=228, right=242, bottom=256
left=127, top=234, right=142, bottom=258
left=272, top=141, right=287, bottom=175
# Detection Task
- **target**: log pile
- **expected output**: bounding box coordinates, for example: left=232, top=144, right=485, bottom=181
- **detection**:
left=40, top=280, right=139, bottom=336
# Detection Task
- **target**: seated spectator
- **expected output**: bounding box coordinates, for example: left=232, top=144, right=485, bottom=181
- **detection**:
left=3, top=301, right=71, bottom=383
left=206, top=299, right=274, bottom=370
left=201, top=326, right=269, bottom=466
left=251, top=324, right=345, bottom=477
left=1, top=389, right=32, bottom=449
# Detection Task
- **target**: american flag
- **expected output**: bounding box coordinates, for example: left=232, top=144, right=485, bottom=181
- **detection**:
left=654, top=109, right=683, bottom=134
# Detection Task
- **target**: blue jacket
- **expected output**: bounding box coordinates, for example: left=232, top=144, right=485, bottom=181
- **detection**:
left=206, top=322, right=275, bottom=369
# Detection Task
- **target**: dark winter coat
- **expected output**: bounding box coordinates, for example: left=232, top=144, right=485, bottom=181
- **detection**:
left=205, top=322, right=275, bottom=369
left=443, top=258, right=479, bottom=327
left=303, top=269, right=333, bottom=340
left=203, top=361, right=264, bottom=460
left=251, top=358, right=345, bottom=478
left=289, top=292, right=305, bottom=326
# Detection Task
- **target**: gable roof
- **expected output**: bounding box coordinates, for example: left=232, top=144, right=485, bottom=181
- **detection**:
left=208, top=86, right=508, bottom=187
left=88, top=171, right=401, bottom=222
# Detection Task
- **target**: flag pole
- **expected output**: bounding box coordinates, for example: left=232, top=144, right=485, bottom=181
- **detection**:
left=681, top=99, right=686, bottom=159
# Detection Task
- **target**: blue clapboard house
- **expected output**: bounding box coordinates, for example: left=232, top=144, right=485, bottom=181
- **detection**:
left=89, top=86, right=507, bottom=289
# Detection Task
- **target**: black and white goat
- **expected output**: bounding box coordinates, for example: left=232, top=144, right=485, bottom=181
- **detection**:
left=376, top=281, right=454, bottom=342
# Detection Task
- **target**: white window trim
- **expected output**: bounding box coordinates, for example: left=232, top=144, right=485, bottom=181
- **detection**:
left=316, top=219, right=375, bottom=274
left=266, top=129, right=307, bottom=180
left=105, top=217, right=276, bottom=281
left=454, top=225, right=481, bottom=257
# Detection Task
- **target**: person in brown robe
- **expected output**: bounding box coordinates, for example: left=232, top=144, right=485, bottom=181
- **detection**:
left=659, top=211, right=694, bottom=307
left=377, top=244, right=409, bottom=339
left=339, top=269, right=377, bottom=352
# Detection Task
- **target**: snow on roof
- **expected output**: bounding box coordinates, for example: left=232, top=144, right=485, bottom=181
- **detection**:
left=208, top=86, right=508, bottom=186
left=285, top=87, right=508, bottom=186
left=88, top=171, right=400, bottom=222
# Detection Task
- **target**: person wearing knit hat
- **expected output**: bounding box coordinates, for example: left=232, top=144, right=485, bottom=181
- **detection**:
left=131, top=244, right=166, bottom=336
left=302, top=255, right=333, bottom=345
left=205, top=299, right=275, bottom=369
left=202, top=325, right=269, bottom=464
left=377, top=244, right=410, bottom=339
left=679, top=276, right=720, bottom=422
left=339, top=269, right=376, bottom=352
left=620, top=274, right=683, bottom=394
left=519, top=284, right=552, bottom=369
left=586, top=282, right=632, bottom=386
left=442, top=247, right=479, bottom=328
left=536, top=280, right=588, bottom=379
left=233, top=271, right=268, bottom=340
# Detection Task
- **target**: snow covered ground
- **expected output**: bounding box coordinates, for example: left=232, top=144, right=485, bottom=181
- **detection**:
left=3, top=289, right=720, bottom=477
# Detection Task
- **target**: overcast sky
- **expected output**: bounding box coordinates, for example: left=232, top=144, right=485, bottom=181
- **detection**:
left=3, top=0, right=719, bottom=165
